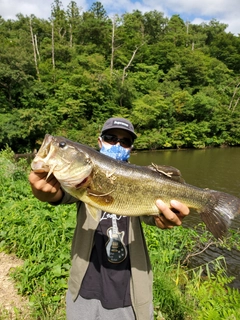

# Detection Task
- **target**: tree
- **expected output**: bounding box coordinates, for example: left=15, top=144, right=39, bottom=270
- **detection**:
left=142, top=10, right=167, bottom=43
left=202, top=19, right=228, bottom=45
left=165, top=15, right=187, bottom=47
left=51, top=0, right=68, bottom=41
left=66, top=1, right=81, bottom=47
left=75, top=2, right=112, bottom=55
left=131, top=91, right=172, bottom=130
left=208, top=32, right=240, bottom=73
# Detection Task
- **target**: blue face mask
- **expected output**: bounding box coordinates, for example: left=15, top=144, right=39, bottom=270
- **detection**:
left=100, top=141, right=131, bottom=161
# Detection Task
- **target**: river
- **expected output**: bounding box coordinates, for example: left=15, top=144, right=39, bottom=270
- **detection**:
left=130, top=146, right=240, bottom=289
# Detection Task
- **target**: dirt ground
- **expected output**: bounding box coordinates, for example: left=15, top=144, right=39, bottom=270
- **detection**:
left=0, top=252, right=29, bottom=318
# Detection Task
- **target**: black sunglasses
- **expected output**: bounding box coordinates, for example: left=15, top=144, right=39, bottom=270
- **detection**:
left=101, top=134, right=133, bottom=148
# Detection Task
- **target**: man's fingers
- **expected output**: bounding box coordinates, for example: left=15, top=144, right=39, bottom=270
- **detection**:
left=170, top=200, right=190, bottom=217
left=156, top=200, right=180, bottom=222
left=29, top=171, right=60, bottom=193
left=155, top=199, right=190, bottom=229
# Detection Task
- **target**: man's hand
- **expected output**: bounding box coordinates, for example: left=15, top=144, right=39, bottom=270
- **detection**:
left=154, top=199, right=189, bottom=229
left=28, top=171, right=63, bottom=203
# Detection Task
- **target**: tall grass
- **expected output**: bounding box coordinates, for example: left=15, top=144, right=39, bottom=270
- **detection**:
left=143, top=223, right=240, bottom=319
left=0, top=147, right=75, bottom=318
left=0, top=147, right=240, bottom=319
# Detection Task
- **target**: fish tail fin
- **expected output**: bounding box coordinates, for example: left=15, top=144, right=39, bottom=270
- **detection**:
left=200, top=191, right=240, bottom=239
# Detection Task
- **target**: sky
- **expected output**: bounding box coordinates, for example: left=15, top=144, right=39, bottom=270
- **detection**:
left=1, top=0, right=240, bottom=35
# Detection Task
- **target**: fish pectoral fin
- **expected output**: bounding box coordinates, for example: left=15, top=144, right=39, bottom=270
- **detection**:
left=86, top=188, right=114, bottom=206
left=85, top=204, right=101, bottom=221
left=149, top=163, right=185, bottom=183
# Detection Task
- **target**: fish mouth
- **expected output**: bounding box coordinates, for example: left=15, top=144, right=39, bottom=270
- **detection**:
left=31, top=134, right=55, bottom=173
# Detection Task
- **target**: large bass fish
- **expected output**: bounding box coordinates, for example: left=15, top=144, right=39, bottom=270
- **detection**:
left=31, top=134, right=240, bottom=239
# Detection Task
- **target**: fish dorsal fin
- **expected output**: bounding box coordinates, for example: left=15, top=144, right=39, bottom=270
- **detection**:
left=85, top=203, right=102, bottom=221
left=148, top=163, right=185, bottom=183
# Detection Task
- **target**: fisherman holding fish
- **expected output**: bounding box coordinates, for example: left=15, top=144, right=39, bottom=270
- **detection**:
left=29, top=118, right=190, bottom=320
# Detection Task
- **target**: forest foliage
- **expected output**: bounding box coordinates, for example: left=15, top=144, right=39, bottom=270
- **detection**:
left=1, top=0, right=240, bottom=152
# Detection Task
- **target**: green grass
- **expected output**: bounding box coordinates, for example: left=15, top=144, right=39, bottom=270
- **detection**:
left=0, top=147, right=240, bottom=319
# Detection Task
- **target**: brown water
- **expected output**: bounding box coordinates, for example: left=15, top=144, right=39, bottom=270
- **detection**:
left=130, top=147, right=240, bottom=288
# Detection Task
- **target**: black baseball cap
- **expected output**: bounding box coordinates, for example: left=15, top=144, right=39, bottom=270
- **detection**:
left=101, top=117, right=137, bottom=140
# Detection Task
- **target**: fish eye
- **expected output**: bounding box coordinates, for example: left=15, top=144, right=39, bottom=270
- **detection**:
left=59, top=141, right=66, bottom=148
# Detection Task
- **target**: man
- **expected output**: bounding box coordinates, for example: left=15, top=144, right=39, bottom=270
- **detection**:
left=29, top=117, right=189, bottom=320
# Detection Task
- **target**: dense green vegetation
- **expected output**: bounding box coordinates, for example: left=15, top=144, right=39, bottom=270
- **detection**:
left=1, top=1, right=240, bottom=152
left=1, top=148, right=240, bottom=319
